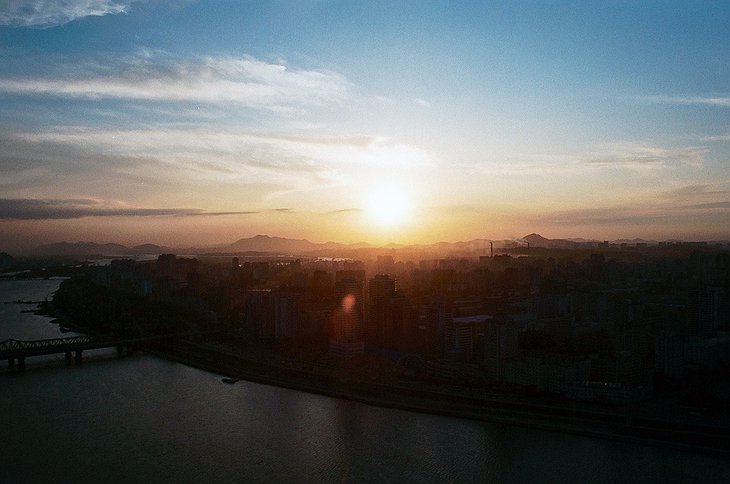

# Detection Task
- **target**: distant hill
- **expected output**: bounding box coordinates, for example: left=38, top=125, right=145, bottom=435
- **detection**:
left=219, top=235, right=325, bottom=253
left=29, top=242, right=170, bottom=257
left=130, top=244, right=170, bottom=254
left=24, top=236, right=526, bottom=258
left=522, top=233, right=599, bottom=249
left=30, top=242, right=131, bottom=257
left=522, top=233, right=553, bottom=247
left=25, top=236, right=363, bottom=258
left=208, top=235, right=379, bottom=255
left=25, top=233, right=688, bottom=258
left=612, top=238, right=657, bottom=245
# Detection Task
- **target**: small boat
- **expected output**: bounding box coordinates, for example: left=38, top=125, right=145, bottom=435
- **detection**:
left=221, top=377, right=239, bottom=384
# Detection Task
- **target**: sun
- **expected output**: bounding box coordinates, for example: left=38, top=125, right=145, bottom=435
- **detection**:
left=366, top=185, right=410, bottom=228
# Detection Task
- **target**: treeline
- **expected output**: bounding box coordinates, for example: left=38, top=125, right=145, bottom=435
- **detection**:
left=50, top=276, right=206, bottom=337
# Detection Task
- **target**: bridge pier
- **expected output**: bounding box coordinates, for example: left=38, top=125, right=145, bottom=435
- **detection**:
left=2, top=333, right=190, bottom=370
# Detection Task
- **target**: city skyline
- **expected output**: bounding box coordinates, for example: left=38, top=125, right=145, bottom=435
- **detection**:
left=2, top=1, right=730, bottom=251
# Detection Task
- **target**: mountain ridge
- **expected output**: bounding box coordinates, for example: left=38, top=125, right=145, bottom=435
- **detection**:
left=18, top=233, right=716, bottom=258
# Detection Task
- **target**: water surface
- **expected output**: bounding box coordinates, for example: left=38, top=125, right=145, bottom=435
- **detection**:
left=2, top=279, right=729, bottom=483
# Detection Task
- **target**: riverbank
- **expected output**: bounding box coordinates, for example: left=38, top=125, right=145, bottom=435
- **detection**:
left=147, top=338, right=730, bottom=458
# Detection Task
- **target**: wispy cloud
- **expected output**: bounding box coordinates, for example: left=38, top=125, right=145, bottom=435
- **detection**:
left=701, top=134, right=730, bottom=142
left=11, top=128, right=431, bottom=188
left=0, top=198, right=260, bottom=220
left=0, top=54, right=352, bottom=111
left=537, top=200, right=730, bottom=227
left=329, top=208, right=361, bottom=213
left=0, top=0, right=135, bottom=28
left=583, top=145, right=708, bottom=167
left=642, top=95, right=730, bottom=108
left=462, top=142, right=709, bottom=176
left=684, top=201, right=730, bottom=210
left=662, top=182, right=730, bottom=200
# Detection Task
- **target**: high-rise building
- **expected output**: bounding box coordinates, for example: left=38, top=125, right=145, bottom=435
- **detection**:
left=273, top=289, right=302, bottom=339
left=367, top=274, right=418, bottom=351
left=427, top=298, right=453, bottom=353
left=445, top=318, right=475, bottom=361
left=484, top=316, right=518, bottom=382
left=335, top=270, right=365, bottom=331
left=330, top=270, right=366, bottom=357
left=368, top=274, right=396, bottom=345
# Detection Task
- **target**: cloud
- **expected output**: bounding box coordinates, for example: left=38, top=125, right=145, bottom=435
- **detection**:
left=536, top=208, right=648, bottom=226
left=330, top=208, right=361, bottom=213
left=0, top=0, right=134, bottom=27
left=662, top=182, right=730, bottom=200
left=461, top=142, right=709, bottom=177
left=683, top=201, right=730, bottom=210
left=642, top=95, right=730, bottom=108
left=536, top=200, right=730, bottom=227
left=583, top=145, right=708, bottom=167
left=10, top=128, right=432, bottom=196
left=0, top=198, right=260, bottom=220
left=413, top=98, right=431, bottom=108
left=0, top=54, right=352, bottom=111
left=701, top=134, right=730, bottom=142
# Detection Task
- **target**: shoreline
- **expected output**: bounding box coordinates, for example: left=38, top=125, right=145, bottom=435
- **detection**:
left=16, top=276, right=730, bottom=460
left=147, top=339, right=730, bottom=458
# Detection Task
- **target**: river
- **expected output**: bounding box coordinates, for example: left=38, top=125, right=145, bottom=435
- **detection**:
left=2, top=278, right=730, bottom=483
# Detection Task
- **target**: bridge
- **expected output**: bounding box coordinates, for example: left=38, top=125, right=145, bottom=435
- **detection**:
left=1, top=333, right=186, bottom=370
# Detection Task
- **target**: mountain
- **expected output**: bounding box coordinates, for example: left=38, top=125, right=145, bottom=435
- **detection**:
left=24, top=236, right=360, bottom=258
left=522, top=233, right=553, bottom=247
left=25, top=233, right=678, bottom=259
left=521, top=233, right=591, bottom=249
left=217, top=235, right=326, bottom=253
left=612, top=238, right=657, bottom=245
left=210, top=235, right=381, bottom=254
left=28, top=242, right=171, bottom=257
left=130, top=244, right=170, bottom=254
left=29, top=242, right=132, bottom=257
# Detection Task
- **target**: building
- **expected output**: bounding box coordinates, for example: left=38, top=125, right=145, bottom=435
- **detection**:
left=329, top=270, right=366, bottom=357
left=243, top=289, right=274, bottom=340
left=484, top=316, right=518, bottom=382
left=273, top=289, right=302, bottom=339
left=445, top=317, right=476, bottom=361
left=368, top=274, right=396, bottom=346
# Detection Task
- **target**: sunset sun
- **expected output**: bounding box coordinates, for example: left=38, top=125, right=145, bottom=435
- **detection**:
left=366, top=185, right=410, bottom=228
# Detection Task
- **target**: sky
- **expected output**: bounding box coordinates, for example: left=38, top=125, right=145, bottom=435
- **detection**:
left=1, top=0, right=729, bottom=250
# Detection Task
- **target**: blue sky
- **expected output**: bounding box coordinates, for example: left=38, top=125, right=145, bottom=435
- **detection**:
left=1, top=1, right=729, bottom=249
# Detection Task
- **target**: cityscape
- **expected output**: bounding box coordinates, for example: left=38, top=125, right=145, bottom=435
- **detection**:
left=2, top=1, right=730, bottom=482
left=2, top=234, right=729, bottom=443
